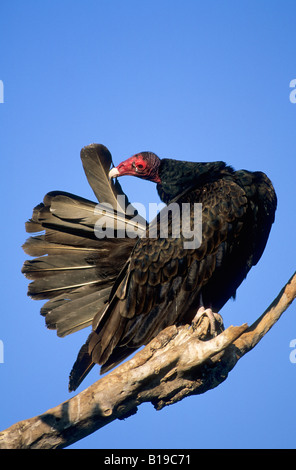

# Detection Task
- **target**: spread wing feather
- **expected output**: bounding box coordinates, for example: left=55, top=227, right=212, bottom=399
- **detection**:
left=22, top=144, right=146, bottom=339
left=80, top=143, right=126, bottom=210
left=80, top=144, right=145, bottom=229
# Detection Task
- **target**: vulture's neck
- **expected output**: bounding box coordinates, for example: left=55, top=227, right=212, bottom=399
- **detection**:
left=157, top=158, right=234, bottom=204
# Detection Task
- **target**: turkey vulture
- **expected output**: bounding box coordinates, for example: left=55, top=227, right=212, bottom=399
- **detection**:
left=22, top=144, right=277, bottom=392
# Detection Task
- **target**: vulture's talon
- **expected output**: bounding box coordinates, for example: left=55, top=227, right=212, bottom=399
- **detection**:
left=192, top=307, right=223, bottom=337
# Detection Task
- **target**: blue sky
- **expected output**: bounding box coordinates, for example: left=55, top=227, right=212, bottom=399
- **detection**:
left=0, top=0, right=295, bottom=449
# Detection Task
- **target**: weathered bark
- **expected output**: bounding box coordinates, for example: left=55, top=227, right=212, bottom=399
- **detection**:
left=1, top=271, right=295, bottom=449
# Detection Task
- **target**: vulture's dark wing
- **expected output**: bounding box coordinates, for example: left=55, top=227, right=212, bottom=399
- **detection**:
left=22, top=144, right=146, bottom=337
left=69, top=171, right=274, bottom=390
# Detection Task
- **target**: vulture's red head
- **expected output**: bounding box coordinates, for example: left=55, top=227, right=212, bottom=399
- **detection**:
left=109, top=152, right=161, bottom=183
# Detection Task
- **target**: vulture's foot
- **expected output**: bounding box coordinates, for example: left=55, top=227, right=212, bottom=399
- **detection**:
left=192, top=306, right=224, bottom=337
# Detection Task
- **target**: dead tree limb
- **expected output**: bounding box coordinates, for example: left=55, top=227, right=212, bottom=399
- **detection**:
left=0, top=271, right=295, bottom=449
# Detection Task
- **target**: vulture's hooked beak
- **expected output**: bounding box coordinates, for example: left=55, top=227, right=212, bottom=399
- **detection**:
left=109, top=167, right=120, bottom=179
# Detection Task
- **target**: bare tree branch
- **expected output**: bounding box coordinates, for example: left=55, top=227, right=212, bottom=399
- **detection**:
left=1, top=271, right=295, bottom=449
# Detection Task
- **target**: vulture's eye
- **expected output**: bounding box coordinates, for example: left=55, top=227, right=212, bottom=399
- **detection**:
left=132, top=161, right=145, bottom=172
